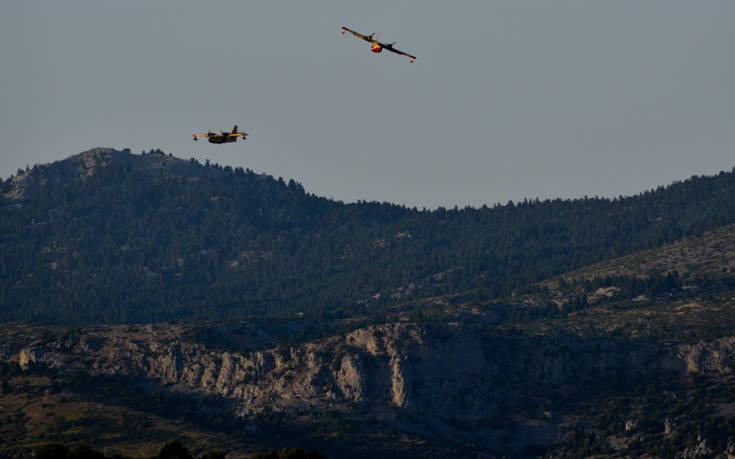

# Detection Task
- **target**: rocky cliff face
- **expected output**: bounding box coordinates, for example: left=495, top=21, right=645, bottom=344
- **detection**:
left=10, top=322, right=735, bottom=455
left=11, top=322, right=735, bottom=420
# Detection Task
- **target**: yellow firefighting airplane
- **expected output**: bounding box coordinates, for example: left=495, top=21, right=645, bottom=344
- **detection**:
left=341, top=26, right=416, bottom=63
left=193, top=126, right=247, bottom=144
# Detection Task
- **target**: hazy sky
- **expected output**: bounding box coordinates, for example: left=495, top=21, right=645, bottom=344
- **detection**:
left=2, top=1, right=733, bottom=209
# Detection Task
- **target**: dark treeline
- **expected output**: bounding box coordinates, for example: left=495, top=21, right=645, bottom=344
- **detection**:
left=34, top=440, right=325, bottom=459
left=2, top=149, right=735, bottom=323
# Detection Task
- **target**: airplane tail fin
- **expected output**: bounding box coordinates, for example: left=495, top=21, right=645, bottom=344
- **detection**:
left=232, top=125, right=238, bottom=134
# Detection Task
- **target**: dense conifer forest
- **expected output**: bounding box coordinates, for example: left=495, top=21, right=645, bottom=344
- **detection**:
left=2, top=148, right=735, bottom=323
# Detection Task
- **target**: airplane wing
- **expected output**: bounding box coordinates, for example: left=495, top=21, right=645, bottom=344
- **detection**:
left=193, top=134, right=209, bottom=141
left=383, top=45, right=416, bottom=63
left=341, top=26, right=374, bottom=43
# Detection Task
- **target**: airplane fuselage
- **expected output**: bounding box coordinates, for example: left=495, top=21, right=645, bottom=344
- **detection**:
left=371, top=43, right=382, bottom=53
left=193, top=125, right=245, bottom=143
left=208, top=136, right=237, bottom=144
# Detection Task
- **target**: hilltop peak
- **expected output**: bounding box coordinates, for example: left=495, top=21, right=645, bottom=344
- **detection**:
left=3, top=148, right=236, bottom=202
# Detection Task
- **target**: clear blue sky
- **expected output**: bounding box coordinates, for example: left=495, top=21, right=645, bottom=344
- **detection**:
left=2, top=1, right=733, bottom=209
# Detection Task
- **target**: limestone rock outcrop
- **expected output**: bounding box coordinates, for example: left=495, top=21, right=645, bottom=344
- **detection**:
left=10, top=323, right=735, bottom=421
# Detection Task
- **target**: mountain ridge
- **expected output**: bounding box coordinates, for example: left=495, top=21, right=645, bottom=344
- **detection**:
left=3, top=148, right=735, bottom=323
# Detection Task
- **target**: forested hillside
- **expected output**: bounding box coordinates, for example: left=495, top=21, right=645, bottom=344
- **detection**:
left=2, top=148, right=735, bottom=323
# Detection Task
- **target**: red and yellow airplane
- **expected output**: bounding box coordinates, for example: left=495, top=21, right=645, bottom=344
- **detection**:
left=193, top=125, right=247, bottom=144
left=341, top=26, right=416, bottom=63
